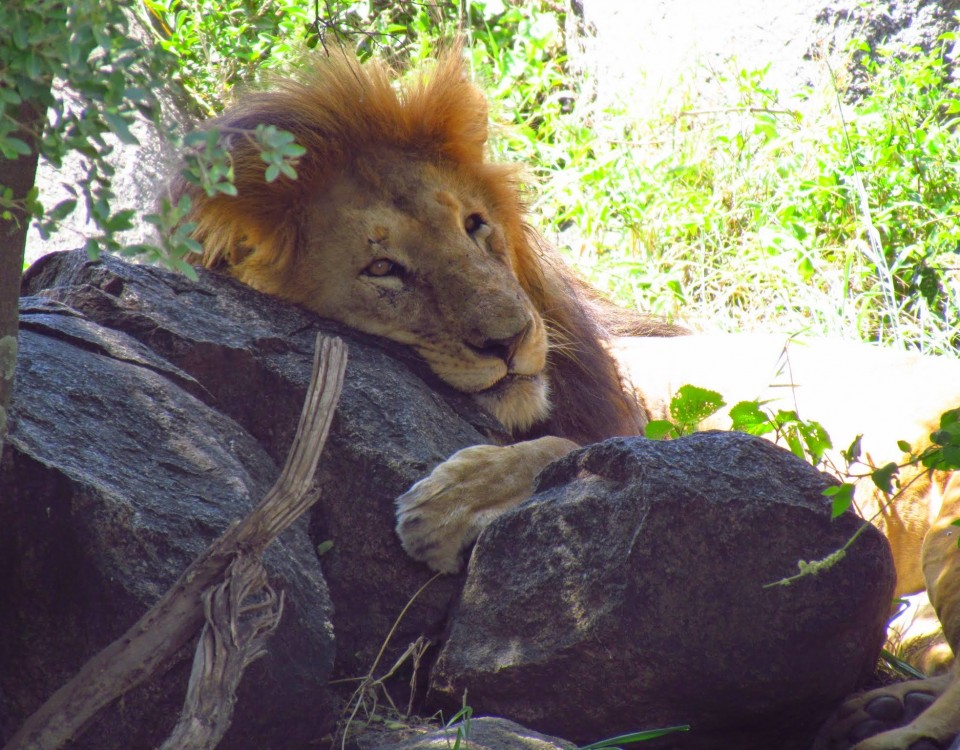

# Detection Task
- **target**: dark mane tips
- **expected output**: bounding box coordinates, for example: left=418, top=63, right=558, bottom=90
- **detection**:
left=519, top=231, right=687, bottom=444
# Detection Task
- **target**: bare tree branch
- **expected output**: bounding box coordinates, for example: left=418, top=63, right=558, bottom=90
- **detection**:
left=158, top=554, right=284, bottom=750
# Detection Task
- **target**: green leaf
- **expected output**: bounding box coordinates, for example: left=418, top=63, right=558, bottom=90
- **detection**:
left=83, top=238, right=101, bottom=260
left=669, top=384, right=725, bottom=430
left=871, top=463, right=899, bottom=495
left=823, top=483, right=855, bottom=519
left=729, top=400, right=775, bottom=435
left=941, top=409, right=960, bottom=429
left=316, top=540, right=334, bottom=556
left=796, top=419, right=832, bottom=464
left=1, top=137, right=32, bottom=157
left=645, top=420, right=675, bottom=441
left=932, top=430, right=951, bottom=446
left=783, top=428, right=805, bottom=460
left=579, top=726, right=690, bottom=750
left=0, top=87, right=22, bottom=105
left=843, top=435, right=864, bottom=464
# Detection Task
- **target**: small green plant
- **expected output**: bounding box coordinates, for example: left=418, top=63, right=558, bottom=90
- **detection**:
left=578, top=726, right=691, bottom=750
left=504, top=27, right=960, bottom=353
left=645, top=385, right=960, bottom=582
left=645, top=384, right=832, bottom=468
left=645, top=385, right=726, bottom=439
left=442, top=694, right=474, bottom=750
left=1, top=1, right=167, bottom=259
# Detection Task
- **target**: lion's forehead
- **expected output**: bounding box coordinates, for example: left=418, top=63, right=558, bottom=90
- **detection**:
left=334, top=153, right=493, bottom=224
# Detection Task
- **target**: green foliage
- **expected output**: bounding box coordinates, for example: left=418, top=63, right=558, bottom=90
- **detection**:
left=578, top=726, right=691, bottom=750
left=1, top=1, right=161, bottom=252
left=646, top=385, right=832, bottom=468
left=6, top=1, right=959, bottom=350
left=142, top=0, right=317, bottom=114
left=1, top=0, right=316, bottom=275
left=522, top=35, right=960, bottom=352
left=730, top=404, right=833, bottom=467
left=442, top=695, right=474, bottom=750
left=646, top=385, right=725, bottom=439
left=923, top=408, right=960, bottom=471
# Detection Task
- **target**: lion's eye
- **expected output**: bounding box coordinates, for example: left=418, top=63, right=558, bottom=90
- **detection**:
left=363, top=258, right=403, bottom=278
left=465, top=213, right=492, bottom=242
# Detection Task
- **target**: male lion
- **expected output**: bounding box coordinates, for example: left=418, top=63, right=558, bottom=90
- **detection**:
left=174, top=49, right=960, bottom=750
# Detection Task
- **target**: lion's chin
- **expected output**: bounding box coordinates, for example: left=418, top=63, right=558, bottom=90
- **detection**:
left=473, top=374, right=551, bottom=435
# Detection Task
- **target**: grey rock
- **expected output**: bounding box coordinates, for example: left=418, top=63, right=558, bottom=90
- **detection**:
left=7, top=251, right=903, bottom=750
left=356, top=717, right=575, bottom=750
left=3, top=249, right=501, bottom=748
left=1, top=313, right=335, bottom=749
left=20, top=250, right=499, bottom=685
left=429, top=432, right=896, bottom=750
left=815, top=0, right=960, bottom=98
left=576, top=0, right=957, bottom=107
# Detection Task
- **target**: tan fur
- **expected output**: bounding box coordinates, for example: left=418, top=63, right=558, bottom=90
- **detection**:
left=176, top=50, right=960, bottom=750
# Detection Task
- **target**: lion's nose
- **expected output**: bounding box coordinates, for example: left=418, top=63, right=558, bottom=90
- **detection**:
left=466, top=321, right=531, bottom=367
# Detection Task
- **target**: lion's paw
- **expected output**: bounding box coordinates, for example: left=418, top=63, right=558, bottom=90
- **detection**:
left=817, top=675, right=957, bottom=750
left=395, top=437, right=578, bottom=573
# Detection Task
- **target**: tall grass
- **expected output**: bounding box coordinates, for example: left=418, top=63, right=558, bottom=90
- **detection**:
left=479, top=28, right=960, bottom=354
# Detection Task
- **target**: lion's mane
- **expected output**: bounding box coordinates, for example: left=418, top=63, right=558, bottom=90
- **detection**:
left=173, top=49, right=684, bottom=445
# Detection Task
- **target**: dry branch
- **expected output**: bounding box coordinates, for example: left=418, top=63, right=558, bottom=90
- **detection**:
left=4, top=334, right=347, bottom=750
left=158, top=554, right=283, bottom=750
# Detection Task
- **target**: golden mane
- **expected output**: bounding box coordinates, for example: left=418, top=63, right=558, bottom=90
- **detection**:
left=173, top=48, right=685, bottom=445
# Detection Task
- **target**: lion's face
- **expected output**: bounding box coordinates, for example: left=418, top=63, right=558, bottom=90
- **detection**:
left=269, top=155, right=551, bottom=433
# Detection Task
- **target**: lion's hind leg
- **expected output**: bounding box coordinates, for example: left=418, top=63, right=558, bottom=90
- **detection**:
left=820, top=474, right=960, bottom=750
left=817, top=672, right=954, bottom=749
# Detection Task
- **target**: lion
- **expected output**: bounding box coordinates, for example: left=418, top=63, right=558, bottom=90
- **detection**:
left=172, top=49, right=960, bottom=750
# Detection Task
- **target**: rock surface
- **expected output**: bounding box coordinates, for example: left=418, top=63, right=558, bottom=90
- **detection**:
left=429, top=433, right=897, bottom=750
left=577, top=0, right=959, bottom=107
left=19, top=250, right=499, bottom=684
left=355, top=717, right=575, bottom=750
left=1, top=303, right=336, bottom=750
left=3, top=250, right=497, bottom=748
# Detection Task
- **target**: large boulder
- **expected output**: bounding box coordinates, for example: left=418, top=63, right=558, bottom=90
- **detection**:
left=355, top=717, right=575, bottom=750
left=577, top=0, right=959, bottom=106
left=3, top=250, right=496, bottom=748
left=18, top=250, right=497, bottom=684
left=1, top=300, right=336, bottom=749
left=429, top=433, right=897, bottom=750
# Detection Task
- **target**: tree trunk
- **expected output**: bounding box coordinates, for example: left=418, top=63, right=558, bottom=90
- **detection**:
left=0, top=98, right=45, bottom=456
